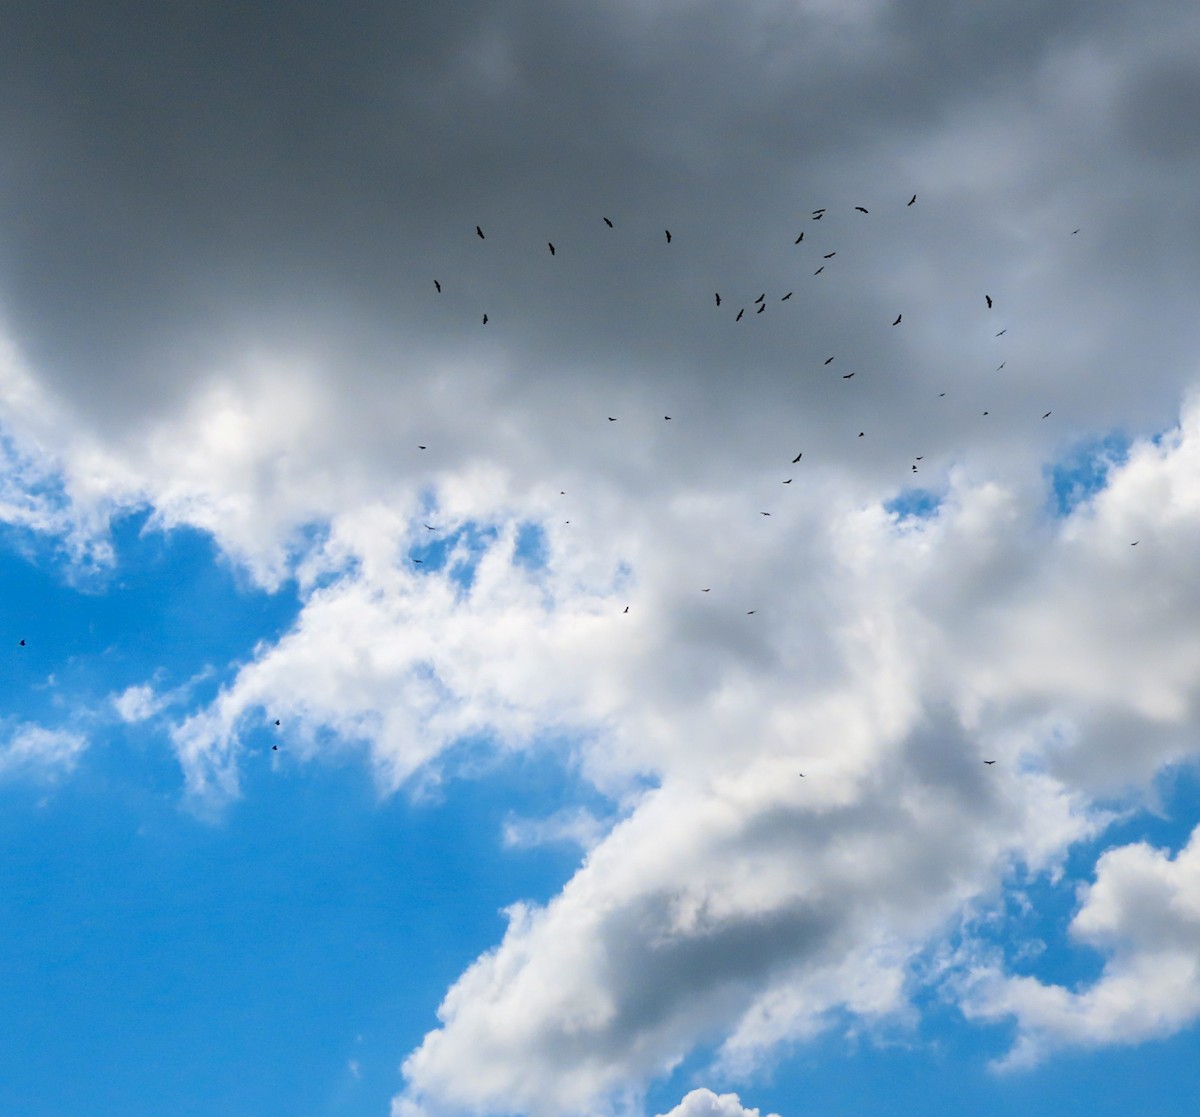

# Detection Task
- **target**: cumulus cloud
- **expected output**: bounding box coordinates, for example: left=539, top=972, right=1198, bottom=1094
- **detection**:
left=963, top=824, right=1200, bottom=1068
left=0, top=723, right=87, bottom=780
left=655, top=1088, right=780, bottom=1117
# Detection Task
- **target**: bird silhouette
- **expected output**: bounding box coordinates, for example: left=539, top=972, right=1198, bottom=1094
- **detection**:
left=792, top=452, right=803, bottom=462
left=908, top=194, right=917, bottom=205
left=760, top=512, right=771, bottom=516
left=413, top=558, right=424, bottom=564
left=604, top=217, right=614, bottom=227
left=548, top=242, right=555, bottom=255
left=736, top=308, right=744, bottom=321
left=19, top=639, right=25, bottom=647
left=781, top=292, right=793, bottom=300
left=756, top=304, right=765, bottom=314
left=996, top=329, right=1007, bottom=336
left=608, top=417, right=617, bottom=422
left=997, top=363, right=1006, bottom=370
left=702, top=588, right=710, bottom=592
left=755, top=293, right=765, bottom=304
left=623, top=606, right=629, bottom=613
left=823, top=252, right=836, bottom=259
left=747, top=610, right=756, bottom=615
left=272, top=744, right=278, bottom=751
left=476, top=226, right=485, bottom=239
left=665, top=229, right=672, bottom=243
left=424, top=524, right=436, bottom=531
left=858, top=431, right=865, bottom=437
left=855, top=206, right=869, bottom=213
left=814, top=266, right=824, bottom=274
left=824, top=357, right=834, bottom=365
left=1042, top=411, right=1052, bottom=419
left=783, top=478, right=792, bottom=484
left=483, top=314, right=488, bottom=324
left=795, top=232, right=805, bottom=243
left=274, top=719, right=281, bottom=726
left=985, top=295, right=993, bottom=308
left=893, top=314, right=902, bottom=325
left=842, top=373, right=855, bottom=379
left=418, top=445, right=427, bottom=450
left=812, top=208, right=826, bottom=215
left=434, top=280, right=441, bottom=292
left=1131, top=541, right=1139, bottom=545
left=664, top=415, right=672, bottom=420
left=983, top=760, right=996, bottom=765
left=812, top=213, right=823, bottom=220
left=715, top=293, right=721, bottom=306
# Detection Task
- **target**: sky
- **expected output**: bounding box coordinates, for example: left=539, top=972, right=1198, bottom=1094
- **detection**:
left=2, top=1, right=1200, bottom=1114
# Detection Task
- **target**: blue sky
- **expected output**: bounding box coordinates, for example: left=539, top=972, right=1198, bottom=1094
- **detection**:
left=4, top=3, right=1200, bottom=1116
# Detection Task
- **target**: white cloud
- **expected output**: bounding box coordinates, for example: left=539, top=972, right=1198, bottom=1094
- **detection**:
left=112, top=684, right=161, bottom=724
left=0, top=723, right=87, bottom=780
left=962, top=822, right=1200, bottom=1068
left=655, top=1088, right=781, bottom=1117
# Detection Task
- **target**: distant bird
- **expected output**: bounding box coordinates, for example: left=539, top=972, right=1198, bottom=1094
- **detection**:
left=792, top=452, right=803, bottom=462
left=736, top=308, right=744, bottom=321
left=908, top=194, right=917, bottom=205
left=985, top=295, right=993, bottom=308
left=608, top=416, right=617, bottom=421
left=413, top=558, right=424, bottom=564
left=1131, top=541, right=1139, bottom=545
left=812, top=213, right=823, bottom=220
left=747, top=610, right=756, bottom=615
left=1042, top=411, right=1052, bottom=419
left=418, top=445, right=427, bottom=450
left=983, top=411, right=989, bottom=416
left=858, top=431, right=865, bottom=437
left=715, top=293, right=721, bottom=306
left=548, top=242, right=555, bottom=255
left=783, top=479, right=792, bottom=484
left=781, top=292, right=793, bottom=301
left=755, top=293, right=765, bottom=304
left=272, top=744, right=278, bottom=751
left=665, top=229, right=672, bottom=243
left=939, top=392, right=946, bottom=397
left=798, top=772, right=805, bottom=777
left=756, top=304, right=765, bottom=314
left=1072, top=228, right=1080, bottom=234
left=623, top=606, right=629, bottom=613
left=483, top=314, right=488, bottom=324
left=855, top=206, right=869, bottom=213
left=814, top=266, right=824, bottom=275
left=702, top=588, right=710, bottom=592
left=19, top=639, right=25, bottom=647
left=476, top=226, right=485, bottom=239
left=665, top=416, right=672, bottom=420
left=892, top=314, right=902, bottom=325
left=424, top=524, right=436, bottom=531
left=996, top=329, right=1007, bottom=336
left=912, top=465, right=918, bottom=472
left=434, top=280, right=441, bottom=292
left=604, top=217, right=614, bottom=228
left=274, top=720, right=281, bottom=727
left=997, top=363, right=1006, bottom=370
left=812, top=208, right=826, bottom=215
left=760, top=511, right=771, bottom=516
left=915, top=457, right=923, bottom=461
left=983, top=760, right=996, bottom=765
left=842, top=373, right=855, bottom=379
left=823, top=252, right=836, bottom=259
left=795, top=232, right=805, bottom=243
left=824, top=357, right=834, bottom=365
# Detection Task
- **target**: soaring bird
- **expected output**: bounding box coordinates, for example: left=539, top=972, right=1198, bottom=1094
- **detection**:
left=908, top=194, right=917, bottom=205
left=760, top=512, right=771, bottom=516
left=1131, top=541, right=1139, bottom=545
left=792, top=452, right=803, bottom=463
left=823, top=252, right=836, bottom=259
left=434, top=280, right=441, bottom=292
left=604, top=217, right=614, bottom=227
left=756, top=304, right=765, bottom=314
left=548, top=242, right=555, bottom=255
left=483, top=314, right=488, bottom=324
left=1072, top=228, right=1080, bottom=234
left=417, top=445, right=427, bottom=450
left=842, top=373, right=855, bottom=379
left=272, top=744, right=278, bottom=751
left=274, top=720, right=281, bottom=727
left=608, top=416, right=617, bottom=422
left=892, top=314, right=902, bottom=325
left=736, top=308, right=744, bottom=321
left=824, top=357, right=834, bottom=365
left=476, top=225, right=485, bottom=238
left=812, top=208, right=826, bottom=215
left=795, top=231, right=804, bottom=243
left=814, top=266, right=824, bottom=275
left=665, top=229, right=672, bottom=243
left=755, top=293, right=765, bottom=303
left=855, top=206, right=869, bottom=213
left=983, top=760, right=996, bottom=765
left=715, top=293, right=721, bottom=306
left=413, top=558, right=424, bottom=564
left=19, top=639, right=25, bottom=647
left=623, top=606, right=629, bottom=613
left=858, top=431, right=864, bottom=437
left=664, top=416, right=672, bottom=420
left=747, top=610, right=756, bottom=615
left=985, top=295, right=993, bottom=308
left=1042, top=411, right=1052, bottom=419
left=781, top=292, right=793, bottom=301
left=702, top=588, right=710, bottom=592
left=812, top=213, right=823, bottom=220
left=783, top=478, right=792, bottom=484
left=424, top=524, right=436, bottom=531
left=996, top=329, right=1007, bottom=336
left=997, top=363, right=1006, bottom=371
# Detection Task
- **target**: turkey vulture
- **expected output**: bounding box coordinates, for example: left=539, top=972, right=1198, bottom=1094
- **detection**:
left=434, top=280, right=441, bottom=292
left=985, top=295, right=993, bottom=308
left=604, top=217, right=614, bottom=227
left=892, top=314, right=902, bottom=325
left=908, top=194, right=917, bottom=205
left=855, top=206, right=869, bottom=213
left=476, top=226, right=485, bottom=238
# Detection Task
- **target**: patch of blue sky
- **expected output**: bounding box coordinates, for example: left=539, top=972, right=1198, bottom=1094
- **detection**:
left=513, top=521, right=548, bottom=573
left=884, top=487, right=942, bottom=523
left=408, top=520, right=500, bottom=596
left=1045, top=432, right=1131, bottom=518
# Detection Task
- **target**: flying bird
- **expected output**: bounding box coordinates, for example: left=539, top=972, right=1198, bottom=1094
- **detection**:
left=418, top=445, right=427, bottom=450
left=434, top=280, right=441, bottom=292
left=274, top=720, right=281, bottom=727
left=19, top=639, right=25, bottom=647
left=908, top=194, right=917, bottom=205
left=623, top=606, right=629, bottom=614
left=997, top=363, right=1006, bottom=370
left=783, top=478, right=792, bottom=483
left=983, top=760, right=996, bottom=765
left=855, top=206, right=869, bottom=213
left=756, top=304, right=765, bottom=314
left=608, top=416, right=617, bottom=421
left=424, top=524, right=436, bottom=531
left=1042, top=411, right=1052, bottom=418
left=1131, top=540, right=1139, bottom=545
left=755, top=293, right=765, bottom=304
left=702, top=588, right=710, bottom=592
left=794, top=232, right=804, bottom=243
left=858, top=431, right=865, bottom=437
left=823, top=252, right=836, bottom=258
left=665, top=229, right=672, bottom=243
left=760, top=512, right=771, bottom=516
left=715, top=293, right=721, bottom=306
left=747, top=610, right=756, bottom=615
left=1072, top=228, right=1080, bottom=234
left=892, top=314, right=902, bottom=325
left=482, top=314, right=488, bottom=324
left=824, top=357, right=834, bottom=365
left=736, top=308, right=744, bottom=321
left=985, top=295, right=993, bottom=308
left=792, top=452, right=803, bottom=462
left=604, top=217, right=614, bottom=227
left=548, top=242, right=555, bottom=255
left=842, top=373, right=855, bottom=379
left=272, top=744, right=278, bottom=751
left=996, top=329, right=1007, bottom=336
left=781, top=292, right=793, bottom=300
left=476, top=226, right=485, bottom=239
left=812, top=208, right=826, bottom=215
left=814, top=266, right=824, bottom=274
left=664, top=416, right=672, bottom=420
left=812, top=212, right=823, bottom=220
left=413, top=558, right=423, bottom=564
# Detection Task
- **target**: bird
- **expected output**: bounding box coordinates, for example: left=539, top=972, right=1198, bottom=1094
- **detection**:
left=760, top=512, right=771, bottom=516
left=623, top=606, right=629, bottom=613
left=424, top=524, right=436, bottom=531
left=812, top=213, right=823, bottom=220
left=272, top=744, right=278, bottom=751
left=812, top=208, right=826, bottom=215
left=795, top=232, right=805, bottom=243
left=858, top=431, right=865, bottom=437
left=603, top=217, right=614, bottom=228
left=823, top=252, right=836, bottom=259
left=608, top=416, right=617, bottom=421
left=756, top=304, right=765, bottom=314
left=434, top=280, right=441, bottom=292
left=483, top=314, right=488, bottom=324
left=824, top=357, right=834, bottom=365
left=736, top=308, right=744, bottom=321
left=842, top=373, right=855, bottom=379
left=908, top=194, right=917, bottom=205
left=893, top=314, right=902, bottom=325
left=665, top=229, right=672, bottom=243
left=476, top=225, right=485, bottom=239
left=755, top=293, right=765, bottom=304
left=997, top=363, right=1006, bottom=371
left=548, top=242, right=555, bottom=255
left=783, top=479, right=792, bottom=484
left=413, top=558, right=424, bottom=564
left=1131, top=541, right=1139, bottom=546
left=916, top=456, right=923, bottom=460
left=855, top=206, right=869, bottom=213
left=747, top=610, right=756, bottom=615
left=715, top=293, right=721, bottom=306
left=18, top=639, right=25, bottom=647
left=274, top=719, right=281, bottom=727
left=798, top=772, right=805, bottom=777
left=814, top=266, right=824, bottom=275
left=996, top=329, right=1007, bottom=336
left=1071, top=228, right=1080, bottom=234
left=418, top=445, right=427, bottom=450
left=939, top=392, right=946, bottom=397
left=985, top=295, right=993, bottom=308
left=983, top=411, right=989, bottom=416
left=664, top=415, right=672, bottom=420
left=702, top=588, right=710, bottom=592
left=983, top=760, right=996, bottom=765
left=792, top=452, right=803, bottom=463
left=912, top=465, right=918, bottom=472
left=781, top=292, right=793, bottom=301
left=1042, top=411, right=1052, bottom=419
